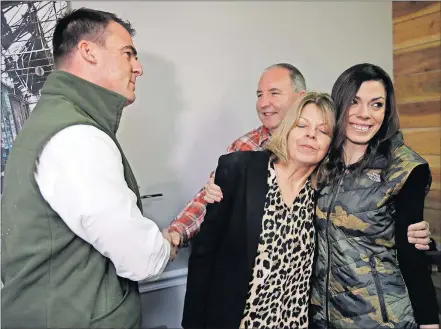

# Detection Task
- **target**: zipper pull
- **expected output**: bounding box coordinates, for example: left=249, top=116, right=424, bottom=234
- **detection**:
left=369, top=257, right=377, bottom=274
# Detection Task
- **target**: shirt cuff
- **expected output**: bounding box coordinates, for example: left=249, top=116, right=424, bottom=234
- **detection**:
left=169, top=223, right=189, bottom=248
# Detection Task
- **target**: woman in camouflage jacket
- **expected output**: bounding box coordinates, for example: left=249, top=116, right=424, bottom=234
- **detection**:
left=309, top=63, right=439, bottom=329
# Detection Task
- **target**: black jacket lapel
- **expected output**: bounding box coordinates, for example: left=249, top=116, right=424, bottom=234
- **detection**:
left=245, top=150, right=270, bottom=270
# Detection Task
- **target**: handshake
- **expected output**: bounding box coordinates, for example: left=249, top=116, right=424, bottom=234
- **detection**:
left=162, top=228, right=181, bottom=261
left=159, top=176, right=219, bottom=262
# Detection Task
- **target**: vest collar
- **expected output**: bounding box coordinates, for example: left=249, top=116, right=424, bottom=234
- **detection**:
left=370, top=131, right=405, bottom=169
left=41, top=70, right=127, bottom=136
left=391, top=130, right=405, bottom=150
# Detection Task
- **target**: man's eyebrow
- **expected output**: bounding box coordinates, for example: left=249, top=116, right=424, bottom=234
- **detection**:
left=257, top=87, right=282, bottom=94
left=121, top=45, right=138, bottom=57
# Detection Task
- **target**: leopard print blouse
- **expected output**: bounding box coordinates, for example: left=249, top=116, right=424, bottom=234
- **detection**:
left=240, top=159, right=316, bottom=329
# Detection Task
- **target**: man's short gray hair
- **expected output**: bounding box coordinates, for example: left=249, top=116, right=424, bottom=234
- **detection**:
left=267, top=63, right=307, bottom=93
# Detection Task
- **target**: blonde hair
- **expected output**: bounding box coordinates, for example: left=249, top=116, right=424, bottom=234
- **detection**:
left=266, top=91, right=336, bottom=178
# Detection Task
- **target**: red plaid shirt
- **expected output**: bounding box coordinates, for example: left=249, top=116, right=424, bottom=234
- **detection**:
left=169, top=125, right=271, bottom=245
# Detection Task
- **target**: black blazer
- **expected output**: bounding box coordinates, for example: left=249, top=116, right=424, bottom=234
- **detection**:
left=181, top=150, right=271, bottom=329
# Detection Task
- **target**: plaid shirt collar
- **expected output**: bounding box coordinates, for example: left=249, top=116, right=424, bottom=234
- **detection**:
left=259, top=125, right=271, bottom=147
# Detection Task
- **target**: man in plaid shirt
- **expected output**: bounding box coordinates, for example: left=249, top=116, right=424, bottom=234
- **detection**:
left=166, top=63, right=432, bottom=250
left=167, top=63, right=307, bottom=246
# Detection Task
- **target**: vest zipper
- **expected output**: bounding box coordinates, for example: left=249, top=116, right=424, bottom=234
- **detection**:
left=324, top=173, right=345, bottom=328
left=369, top=255, right=389, bottom=323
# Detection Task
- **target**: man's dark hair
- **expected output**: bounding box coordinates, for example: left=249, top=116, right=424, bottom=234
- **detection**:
left=52, top=8, right=135, bottom=66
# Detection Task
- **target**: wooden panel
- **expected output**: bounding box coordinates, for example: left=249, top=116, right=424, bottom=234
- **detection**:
left=393, top=2, right=441, bottom=246
left=402, top=128, right=441, bottom=155
left=426, top=190, right=441, bottom=210
left=393, top=2, right=441, bottom=23
left=394, top=40, right=441, bottom=76
left=393, top=11, right=441, bottom=50
left=424, top=208, right=441, bottom=243
left=432, top=178, right=440, bottom=191
left=395, top=70, right=441, bottom=104
left=398, top=100, right=441, bottom=128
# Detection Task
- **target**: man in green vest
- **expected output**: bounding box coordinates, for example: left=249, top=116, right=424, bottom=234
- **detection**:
left=1, top=8, right=175, bottom=329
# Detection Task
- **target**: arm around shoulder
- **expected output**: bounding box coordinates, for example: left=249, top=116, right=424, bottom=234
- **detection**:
left=395, top=164, right=439, bottom=326
left=169, top=140, right=244, bottom=245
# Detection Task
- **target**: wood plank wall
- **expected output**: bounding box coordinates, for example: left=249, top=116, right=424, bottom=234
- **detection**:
left=393, top=2, right=441, bottom=243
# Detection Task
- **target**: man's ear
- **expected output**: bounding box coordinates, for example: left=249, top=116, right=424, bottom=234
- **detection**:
left=77, top=40, right=98, bottom=64
left=298, top=89, right=307, bottom=97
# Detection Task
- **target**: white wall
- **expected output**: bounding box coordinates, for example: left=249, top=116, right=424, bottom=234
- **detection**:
left=72, top=1, right=392, bottom=230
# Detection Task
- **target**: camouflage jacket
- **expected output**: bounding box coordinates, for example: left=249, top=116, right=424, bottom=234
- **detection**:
left=309, top=132, right=430, bottom=329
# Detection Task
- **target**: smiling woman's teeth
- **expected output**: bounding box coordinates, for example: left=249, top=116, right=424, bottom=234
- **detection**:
left=351, top=123, right=369, bottom=131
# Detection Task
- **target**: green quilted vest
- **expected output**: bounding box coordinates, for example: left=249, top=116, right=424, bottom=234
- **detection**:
left=1, top=70, right=143, bottom=328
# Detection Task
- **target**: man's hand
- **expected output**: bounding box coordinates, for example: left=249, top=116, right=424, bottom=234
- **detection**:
left=203, top=175, right=223, bottom=203
left=162, top=229, right=178, bottom=260
left=408, top=221, right=431, bottom=250
left=168, top=230, right=180, bottom=248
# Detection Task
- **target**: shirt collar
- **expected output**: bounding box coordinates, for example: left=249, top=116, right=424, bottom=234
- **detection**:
left=259, top=125, right=271, bottom=146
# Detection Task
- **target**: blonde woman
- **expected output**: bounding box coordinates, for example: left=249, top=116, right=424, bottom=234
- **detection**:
left=182, top=92, right=336, bottom=329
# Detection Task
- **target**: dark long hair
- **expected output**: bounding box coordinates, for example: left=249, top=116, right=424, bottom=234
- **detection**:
left=319, top=63, right=400, bottom=186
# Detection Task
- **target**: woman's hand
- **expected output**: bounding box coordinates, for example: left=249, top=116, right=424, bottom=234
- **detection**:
left=408, top=221, right=431, bottom=250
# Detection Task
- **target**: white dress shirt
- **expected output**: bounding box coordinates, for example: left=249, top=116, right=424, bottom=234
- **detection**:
left=34, top=124, right=170, bottom=282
